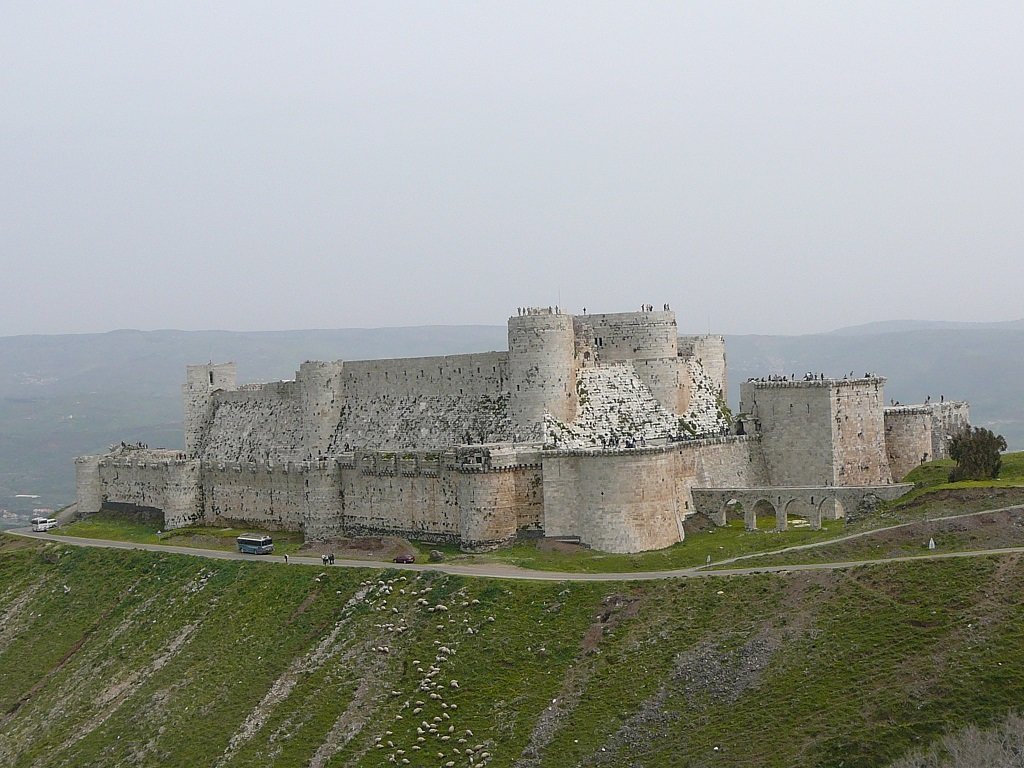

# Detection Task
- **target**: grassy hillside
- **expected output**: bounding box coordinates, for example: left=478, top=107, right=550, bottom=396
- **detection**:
left=2, top=538, right=1023, bottom=767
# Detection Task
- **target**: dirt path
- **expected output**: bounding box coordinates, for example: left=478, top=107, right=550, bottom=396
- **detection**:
left=8, top=506, right=1024, bottom=583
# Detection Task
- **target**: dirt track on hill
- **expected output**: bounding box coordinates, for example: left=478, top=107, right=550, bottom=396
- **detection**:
left=9, top=504, right=1024, bottom=582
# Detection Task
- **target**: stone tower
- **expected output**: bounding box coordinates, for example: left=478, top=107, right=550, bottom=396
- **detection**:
left=507, top=309, right=578, bottom=440
left=183, top=362, right=237, bottom=458
left=740, top=377, right=893, bottom=487
left=297, top=360, right=346, bottom=456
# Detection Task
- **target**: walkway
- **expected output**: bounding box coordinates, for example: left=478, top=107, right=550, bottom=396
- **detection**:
left=8, top=503, right=1024, bottom=582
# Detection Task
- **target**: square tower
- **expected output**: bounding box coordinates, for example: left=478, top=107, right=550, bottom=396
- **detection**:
left=740, top=377, right=892, bottom=487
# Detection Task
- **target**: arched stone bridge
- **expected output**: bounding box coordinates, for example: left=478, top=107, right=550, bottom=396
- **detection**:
left=691, top=484, right=911, bottom=530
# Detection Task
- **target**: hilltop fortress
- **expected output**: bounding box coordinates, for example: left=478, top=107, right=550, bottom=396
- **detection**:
left=75, top=308, right=969, bottom=553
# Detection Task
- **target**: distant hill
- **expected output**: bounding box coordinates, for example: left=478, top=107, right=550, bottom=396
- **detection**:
left=724, top=329, right=1024, bottom=450
left=827, top=318, right=1024, bottom=335
left=2, top=323, right=1021, bottom=516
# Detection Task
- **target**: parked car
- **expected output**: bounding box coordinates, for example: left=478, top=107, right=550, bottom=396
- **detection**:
left=393, top=553, right=415, bottom=564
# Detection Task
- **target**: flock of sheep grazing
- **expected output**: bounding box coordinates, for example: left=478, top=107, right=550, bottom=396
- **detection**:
left=356, top=573, right=496, bottom=767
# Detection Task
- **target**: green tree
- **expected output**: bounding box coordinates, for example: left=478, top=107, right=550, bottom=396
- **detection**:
left=948, top=427, right=1007, bottom=481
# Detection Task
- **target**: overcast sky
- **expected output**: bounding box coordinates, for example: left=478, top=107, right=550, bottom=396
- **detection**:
left=2, top=2, right=1022, bottom=337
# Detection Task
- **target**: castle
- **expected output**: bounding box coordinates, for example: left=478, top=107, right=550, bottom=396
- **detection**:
left=74, top=308, right=969, bottom=553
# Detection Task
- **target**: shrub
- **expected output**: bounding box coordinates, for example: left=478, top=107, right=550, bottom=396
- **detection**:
left=948, top=427, right=1007, bottom=482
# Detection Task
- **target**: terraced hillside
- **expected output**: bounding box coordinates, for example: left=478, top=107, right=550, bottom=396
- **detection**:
left=2, top=537, right=1023, bottom=767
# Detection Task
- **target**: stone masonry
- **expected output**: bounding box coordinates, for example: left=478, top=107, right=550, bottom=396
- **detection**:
left=75, top=308, right=968, bottom=553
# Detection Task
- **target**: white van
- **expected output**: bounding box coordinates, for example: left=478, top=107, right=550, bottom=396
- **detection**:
left=31, top=517, right=58, bottom=532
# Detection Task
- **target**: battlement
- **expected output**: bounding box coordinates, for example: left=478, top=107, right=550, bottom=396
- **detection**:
left=744, top=375, right=887, bottom=389
left=545, top=433, right=755, bottom=458
left=75, top=304, right=968, bottom=555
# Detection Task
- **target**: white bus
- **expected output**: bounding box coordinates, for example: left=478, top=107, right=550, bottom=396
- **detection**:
left=236, top=534, right=274, bottom=554
left=31, top=517, right=58, bottom=532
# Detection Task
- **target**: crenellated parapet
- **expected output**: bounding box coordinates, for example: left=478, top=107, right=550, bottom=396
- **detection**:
left=73, top=305, right=969, bottom=555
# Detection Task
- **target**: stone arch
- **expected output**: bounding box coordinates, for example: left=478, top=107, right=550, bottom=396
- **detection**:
left=783, top=496, right=821, bottom=530
left=817, top=496, right=840, bottom=523
left=720, top=497, right=743, bottom=524
left=745, top=497, right=778, bottom=531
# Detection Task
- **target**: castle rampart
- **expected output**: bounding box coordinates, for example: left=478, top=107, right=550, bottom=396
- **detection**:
left=75, top=307, right=966, bottom=554
left=183, top=362, right=237, bottom=457
left=543, top=435, right=767, bottom=552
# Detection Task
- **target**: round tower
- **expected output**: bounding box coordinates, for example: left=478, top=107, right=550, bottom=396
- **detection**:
left=507, top=309, right=577, bottom=440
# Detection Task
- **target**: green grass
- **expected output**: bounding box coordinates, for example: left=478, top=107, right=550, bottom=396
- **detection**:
left=450, top=519, right=839, bottom=573
left=3, top=540, right=1024, bottom=767
left=894, top=451, right=1024, bottom=504
left=60, top=511, right=305, bottom=555
left=713, top=453, right=1024, bottom=569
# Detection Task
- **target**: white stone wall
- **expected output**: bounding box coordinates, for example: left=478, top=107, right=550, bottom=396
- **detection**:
left=545, top=360, right=728, bottom=449
left=884, top=408, right=933, bottom=481
left=93, top=453, right=203, bottom=528
left=741, top=380, right=838, bottom=486
left=457, top=467, right=543, bottom=550
left=183, top=362, right=237, bottom=457
left=298, top=361, right=346, bottom=454
left=331, top=352, right=514, bottom=449
left=74, top=456, right=104, bottom=514
left=203, top=386, right=306, bottom=464
left=691, top=437, right=770, bottom=488
left=742, top=378, right=894, bottom=487
left=340, top=466, right=460, bottom=540
left=930, top=401, right=970, bottom=458
left=883, top=400, right=971, bottom=480
left=577, top=311, right=678, bottom=362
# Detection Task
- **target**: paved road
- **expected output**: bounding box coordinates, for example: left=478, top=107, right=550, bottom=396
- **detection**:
left=8, top=509, right=1024, bottom=582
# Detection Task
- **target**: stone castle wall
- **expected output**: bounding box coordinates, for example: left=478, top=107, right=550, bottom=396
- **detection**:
left=74, top=308, right=966, bottom=554
left=183, top=362, right=237, bottom=457
left=507, top=312, right=577, bottom=436
left=831, top=378, right=891, bottom=485
left=204, top=385, right=307, bottom=464
left=884, top=400, right=971, bottom=481
left=740, top=380, right=838, bottom=486
left=577, top=311, right=678, bottom=362
left=76, top=451, right=203, bottom=529
left=542, top=436, right=765, bottom=552
left=200, top=461, right=342, bottom=533
left=333, top=352, right=514, bottom=450
left=577, top=311, right=683, bottom=412
left=930, top=401, right=970, bottom=458
left=884, top=407, right=934, bottom=481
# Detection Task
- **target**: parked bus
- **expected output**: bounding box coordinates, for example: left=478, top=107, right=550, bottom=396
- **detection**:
left=236, top=534, right=274, bottom=554
left=31, top=517, right=58, bottom=532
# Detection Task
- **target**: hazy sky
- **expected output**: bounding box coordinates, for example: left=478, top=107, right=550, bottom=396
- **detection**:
left=2, top=2, right=1022, bottom=336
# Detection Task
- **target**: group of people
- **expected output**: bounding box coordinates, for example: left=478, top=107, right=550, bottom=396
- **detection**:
left=281, top=552, right=336, bottom=565
left=516, top=306, right=561, bottom=316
